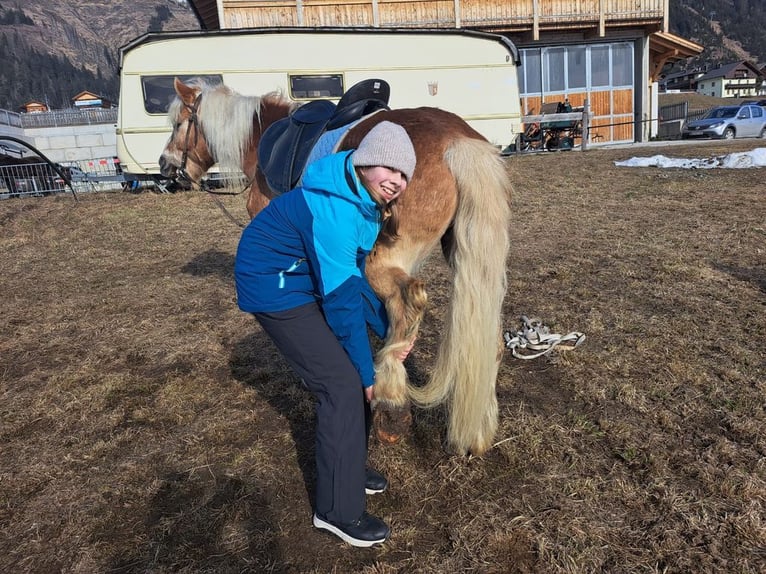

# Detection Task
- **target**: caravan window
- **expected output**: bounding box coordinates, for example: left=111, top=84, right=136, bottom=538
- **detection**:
left=141, top=75, right=223, bottom=114
left=289, top=74, right=344, bottom=99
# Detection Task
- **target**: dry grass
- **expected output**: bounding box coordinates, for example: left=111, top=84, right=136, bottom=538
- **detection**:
left=1, top=139, right=765, bottom=573
left=658, top=92, right=757, bottom=111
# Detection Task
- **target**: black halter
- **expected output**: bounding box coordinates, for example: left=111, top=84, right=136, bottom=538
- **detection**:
left=177, top=93, right=204, bottom=183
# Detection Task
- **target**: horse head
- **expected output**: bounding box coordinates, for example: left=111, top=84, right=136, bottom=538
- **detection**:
left=159, top=78, right=288, bottom=192
left=159, top=77, right=217, bottom=185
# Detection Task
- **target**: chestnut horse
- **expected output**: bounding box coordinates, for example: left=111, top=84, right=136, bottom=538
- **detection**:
left=159, top=78, right=512, bottom=455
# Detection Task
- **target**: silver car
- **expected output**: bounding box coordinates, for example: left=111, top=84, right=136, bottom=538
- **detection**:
left=682, top=104, right=766, bottom=140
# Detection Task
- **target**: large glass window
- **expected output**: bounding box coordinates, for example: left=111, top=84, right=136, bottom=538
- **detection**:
left=520, top=50, right=542, bottom=94
left=543, top=48, right=566, bottom=92
left=519, top=43, right=633, bottom=95
left=567, top=47, right=586, bottom=90
left=591, top=46, right=611, bottom=87
left=612, top=43, right=633, bottom=87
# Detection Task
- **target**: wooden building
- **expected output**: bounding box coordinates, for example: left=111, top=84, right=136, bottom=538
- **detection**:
left=659, top=67, right=707, bottom=93
left=72, top=91, right=113, bottom=109
left=21, top=100, right=49, bottom=113
left=186, top=0, right=702, bottom=144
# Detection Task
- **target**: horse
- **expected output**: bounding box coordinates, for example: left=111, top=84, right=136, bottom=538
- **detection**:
left=159, top=77, right=512, bottom=455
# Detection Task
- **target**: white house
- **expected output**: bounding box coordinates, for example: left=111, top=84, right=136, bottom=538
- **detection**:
left=696, top=61, right=764, bottom=98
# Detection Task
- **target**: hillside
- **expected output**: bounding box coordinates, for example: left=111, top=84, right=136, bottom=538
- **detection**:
left=658, top=92, right=756, bottom=111
left=668, top=0, right=766, bottom=71
left=0, top=0, right=198, bottom=109
left=1, top=0, right=766, bottom=110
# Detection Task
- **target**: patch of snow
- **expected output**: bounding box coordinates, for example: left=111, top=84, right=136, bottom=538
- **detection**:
left=614, top=148, right=766, bottom=169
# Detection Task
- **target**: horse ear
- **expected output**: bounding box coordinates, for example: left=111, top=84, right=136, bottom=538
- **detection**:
left=174, top=77, right=196, bottom=104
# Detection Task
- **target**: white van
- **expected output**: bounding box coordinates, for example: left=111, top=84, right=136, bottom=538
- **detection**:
left=116, top=27, right=521, bottom=179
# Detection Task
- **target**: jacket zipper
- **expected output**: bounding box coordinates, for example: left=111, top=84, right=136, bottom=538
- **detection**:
left=278, top=258, right=306, bottom=288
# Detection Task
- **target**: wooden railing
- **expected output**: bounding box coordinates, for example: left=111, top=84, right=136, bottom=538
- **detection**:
left=222, top=0, right=667, bottom=36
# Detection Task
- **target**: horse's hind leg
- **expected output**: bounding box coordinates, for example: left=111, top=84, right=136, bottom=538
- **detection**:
left=366, top=264, right=427, bottom=443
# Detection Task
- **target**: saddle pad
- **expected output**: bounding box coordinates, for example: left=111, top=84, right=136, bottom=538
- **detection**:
left=298, top=111, right=384, bottom=186
left=303, top=124, right=353, bottom=171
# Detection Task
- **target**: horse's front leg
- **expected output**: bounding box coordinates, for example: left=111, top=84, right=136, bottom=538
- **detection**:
left=366, top=260, right=427, bottom=444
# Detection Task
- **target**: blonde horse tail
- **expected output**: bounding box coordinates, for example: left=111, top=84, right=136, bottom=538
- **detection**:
left=408, top=138, right=511, bottom=455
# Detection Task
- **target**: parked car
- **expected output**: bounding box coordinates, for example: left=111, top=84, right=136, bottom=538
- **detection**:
left=682, top=104, right=766, bottom=140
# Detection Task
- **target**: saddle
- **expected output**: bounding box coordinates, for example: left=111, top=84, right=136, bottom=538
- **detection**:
left=259, top=78, right=390, bottom=195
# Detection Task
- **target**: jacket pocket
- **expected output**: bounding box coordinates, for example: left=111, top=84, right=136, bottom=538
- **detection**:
left=278, top=258, right=307, bottom=288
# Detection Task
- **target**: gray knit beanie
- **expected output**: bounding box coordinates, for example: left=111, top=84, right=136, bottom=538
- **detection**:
left=351, top=121, right=416, bottom=181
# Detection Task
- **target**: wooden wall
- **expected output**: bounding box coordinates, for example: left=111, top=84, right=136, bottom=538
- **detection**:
left=522, top=87, right=634, bottom=144
left=220, top=0, right=665, bottom=31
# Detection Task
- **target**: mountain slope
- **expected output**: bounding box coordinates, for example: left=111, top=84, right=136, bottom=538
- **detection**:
left=1, top=0, right=765, bottom=110
left=0, top=0, right=198, bottom=109
left=669, top=0, right=766, bottom=70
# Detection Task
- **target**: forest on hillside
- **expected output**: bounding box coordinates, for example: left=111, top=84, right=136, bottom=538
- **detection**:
left=0, top=32, right=118, bottom=110
left=0, top=3, right=178, bottom=110
left=2, top=0, right=766, bottom=111
left=669, top=0, right=766, bottom=70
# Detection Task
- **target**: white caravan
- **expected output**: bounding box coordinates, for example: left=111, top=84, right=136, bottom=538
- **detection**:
left=116, top=27, right=521, bottom=179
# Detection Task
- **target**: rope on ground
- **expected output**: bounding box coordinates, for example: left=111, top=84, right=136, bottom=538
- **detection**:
left=503, top=315, right=585, bottom=360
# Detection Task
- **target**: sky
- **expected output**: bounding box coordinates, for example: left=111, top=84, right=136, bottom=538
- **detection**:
left=614, top=147, right=766, bottom=169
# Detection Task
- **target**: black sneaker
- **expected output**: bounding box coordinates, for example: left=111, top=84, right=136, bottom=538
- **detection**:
left=365, top=467, right=388, bottom=495
left=313, top=511, right=390, bottom=547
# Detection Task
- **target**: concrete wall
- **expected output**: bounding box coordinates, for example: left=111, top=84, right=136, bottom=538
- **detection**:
left=0, top=110, right=34, bottom=152
left=23, top=123, right=117, bottom=163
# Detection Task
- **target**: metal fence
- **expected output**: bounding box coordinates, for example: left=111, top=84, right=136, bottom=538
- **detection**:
left=0, top=161, right=65, bottom=198
left=0, top=156, right=137, bottom=199
left=0, top=156, right=244, bottom=198
left=19, top=108, right=118, bottom=128
left=0, top=108, right=23, bottom=128
left=66, top=156, right=127, bottom=193
left=657, top=102, right=712, bottom=139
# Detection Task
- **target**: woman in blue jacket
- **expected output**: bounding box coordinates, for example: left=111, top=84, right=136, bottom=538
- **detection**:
left=235, top=121, right=416, bottom=547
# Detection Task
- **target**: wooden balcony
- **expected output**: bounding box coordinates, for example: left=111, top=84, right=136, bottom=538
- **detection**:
left=215, top=0, right=667, bottom=38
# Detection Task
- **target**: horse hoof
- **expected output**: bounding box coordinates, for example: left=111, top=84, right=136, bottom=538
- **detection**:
left=373, top=403, right=412, bottom=444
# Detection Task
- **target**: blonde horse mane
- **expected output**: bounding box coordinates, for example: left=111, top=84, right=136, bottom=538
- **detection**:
left=168, top=79, right=264, bottom=173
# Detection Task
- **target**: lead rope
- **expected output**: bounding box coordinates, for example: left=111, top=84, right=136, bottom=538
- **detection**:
left=209, top=193, right=246, bottom=228
left=503, top=316, right=585, bottom=360
left=201, top=176, right=253, bottom=229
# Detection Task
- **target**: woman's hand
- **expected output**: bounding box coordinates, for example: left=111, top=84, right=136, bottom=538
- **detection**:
left=398, top=338, right=416, bottom=362
left=366, top=338, right=415, bottom=402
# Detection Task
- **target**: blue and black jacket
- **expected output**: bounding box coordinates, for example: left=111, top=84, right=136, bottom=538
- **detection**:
left=234, top=150, right=388, bottom=388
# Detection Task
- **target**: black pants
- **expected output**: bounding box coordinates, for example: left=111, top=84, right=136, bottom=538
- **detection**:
left=254, top=302, right=371, bottom=524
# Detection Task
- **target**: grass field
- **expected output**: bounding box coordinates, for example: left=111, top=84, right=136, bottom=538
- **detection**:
left=1, top=139, right=765, bottom=573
